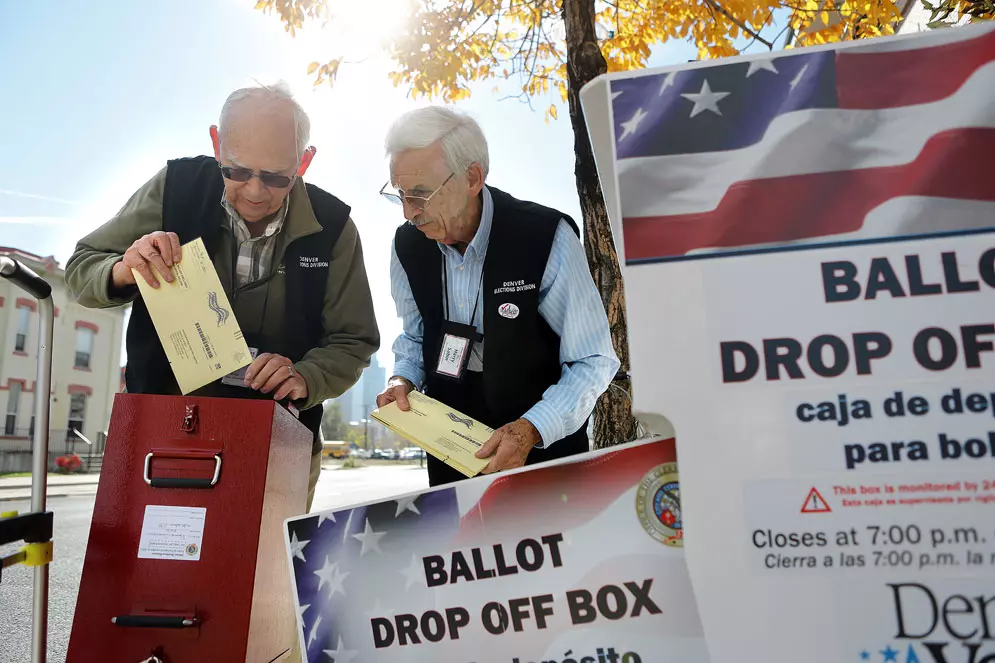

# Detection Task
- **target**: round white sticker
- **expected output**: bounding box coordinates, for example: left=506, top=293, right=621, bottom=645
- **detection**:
left=498, top=303, right=520, bottom=319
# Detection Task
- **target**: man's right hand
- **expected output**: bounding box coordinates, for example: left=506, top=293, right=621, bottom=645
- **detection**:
left=376, top=376, right=415, bottom=411
left=111, top=231, right=183, bottom=290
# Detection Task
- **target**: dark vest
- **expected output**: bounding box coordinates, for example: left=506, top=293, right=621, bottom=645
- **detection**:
left=394, top=186, right=590, bottom=485
left=124, top=155, right=351, bottom=454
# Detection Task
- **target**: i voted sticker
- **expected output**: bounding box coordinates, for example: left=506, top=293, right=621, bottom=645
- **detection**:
left=498, top=303, right=520, bottom=319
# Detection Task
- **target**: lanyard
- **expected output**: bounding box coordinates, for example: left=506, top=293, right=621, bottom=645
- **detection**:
left=441, top=253, right=484, bottom=329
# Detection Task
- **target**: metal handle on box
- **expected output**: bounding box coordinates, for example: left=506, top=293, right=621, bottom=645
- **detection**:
left=143, top=451, right=222, bottom=488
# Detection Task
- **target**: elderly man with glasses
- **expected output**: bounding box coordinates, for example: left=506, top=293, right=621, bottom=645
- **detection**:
left=65, top=82, right=380, bottom=511
left=375, top=106, right=620, bottom=487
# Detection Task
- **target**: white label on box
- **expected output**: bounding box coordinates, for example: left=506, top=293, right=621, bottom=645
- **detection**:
left=137, top=505, right=206, bottom=561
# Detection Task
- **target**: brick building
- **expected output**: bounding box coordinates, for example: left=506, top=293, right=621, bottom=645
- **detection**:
left=0, top=246, right=126, bottom=471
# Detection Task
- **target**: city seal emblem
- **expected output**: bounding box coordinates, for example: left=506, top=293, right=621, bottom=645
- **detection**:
left=636, top=462, right=683, bottom=547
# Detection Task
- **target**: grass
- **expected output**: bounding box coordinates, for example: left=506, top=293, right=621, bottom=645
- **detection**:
left=0, top=472, right=32, bottom=479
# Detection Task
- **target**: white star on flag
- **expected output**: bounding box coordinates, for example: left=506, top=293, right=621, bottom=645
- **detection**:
left=400, top=553, right=423, bottom=591
left=290, top=531, right=310, bottom=562
left=314, top=556, right=350, bottom=599
left=351, top=518, right=386, bottom=557
left=317, top=512, right=335, bottom=527
left=394, top=495, right=421, bottom=518
left=329, top=565, right=349, bottom=599
left=619, top=108, right=648, bottom=141
left=364, top=597, right=396, bottom=621
left=745, top=58, right=778, bottom=77
left=298, top=603, right=310, bottom=620
left=659, top=70, right=678, bottom=95
left=681, top=79, right=731, bottom=118
left=307, top=614, right=322, bottom=648
left=611, top=89, right=624, bottom=100
left=323, top=636, right=358, bottom=662
left=790, top=63, right=810, bottom=90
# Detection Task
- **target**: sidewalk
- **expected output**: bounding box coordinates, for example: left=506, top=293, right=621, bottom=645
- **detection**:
left=0, top=472, right=100, bottom=503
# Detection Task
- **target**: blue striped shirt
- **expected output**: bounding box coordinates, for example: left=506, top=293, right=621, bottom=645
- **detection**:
left=388, top=186, right=620, bottom=448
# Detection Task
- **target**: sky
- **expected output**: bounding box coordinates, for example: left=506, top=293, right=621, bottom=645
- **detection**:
left=0, top=0, right=761, bottom=376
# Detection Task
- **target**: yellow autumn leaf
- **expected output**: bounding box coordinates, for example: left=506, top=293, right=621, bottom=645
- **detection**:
left=256, top=0, right=913, bottom=130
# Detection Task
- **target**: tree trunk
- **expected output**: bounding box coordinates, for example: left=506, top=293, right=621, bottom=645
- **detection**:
left=562, top=0, right=638, bottom=448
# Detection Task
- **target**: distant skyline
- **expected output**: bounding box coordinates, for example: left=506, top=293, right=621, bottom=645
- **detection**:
left=0, top=0, right=770, bottom=378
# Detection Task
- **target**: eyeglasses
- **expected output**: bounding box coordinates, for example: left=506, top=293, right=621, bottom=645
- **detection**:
left=379, top=173, right=454, bottom=213
left=220, top=165, right=295, bottom=189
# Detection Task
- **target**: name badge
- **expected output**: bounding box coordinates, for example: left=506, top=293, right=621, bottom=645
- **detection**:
left=221, top=347, right=259, bottom=387
left=436, top=321, right=482, bottom=383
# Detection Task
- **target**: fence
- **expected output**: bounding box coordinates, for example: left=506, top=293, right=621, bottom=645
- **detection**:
left=0, top=428, right=106, bottom=474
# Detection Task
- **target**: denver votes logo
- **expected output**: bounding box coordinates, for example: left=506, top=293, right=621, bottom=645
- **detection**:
left=446, top=412, right=473, bottom=429
left=498, top=302, right=519, bottom=319
left=636, top=463, right=683, bottom=547
left=207, top=291, right=230, bottom=327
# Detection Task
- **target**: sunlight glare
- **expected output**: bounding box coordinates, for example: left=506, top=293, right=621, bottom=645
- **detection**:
left=321, top=0, right=417, bottom=54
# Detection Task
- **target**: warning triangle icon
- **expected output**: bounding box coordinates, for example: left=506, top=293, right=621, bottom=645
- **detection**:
left=800, top=487, right=832, bottom=513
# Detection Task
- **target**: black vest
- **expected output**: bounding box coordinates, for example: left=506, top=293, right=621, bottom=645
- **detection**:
left=395, top=186, right=590, bottom=484
left=124, top=155, right=351, bottom=453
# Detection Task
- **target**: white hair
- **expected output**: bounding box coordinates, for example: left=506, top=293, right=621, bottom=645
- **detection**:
left=219, top=80, right=311, bottom=158
left=385, top=106, right=489, bottom=179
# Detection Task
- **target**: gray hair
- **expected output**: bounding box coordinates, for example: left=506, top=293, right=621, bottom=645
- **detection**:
left=219, top=81, right=311, bottom=158
left=385, top=106, right=489, bottom=179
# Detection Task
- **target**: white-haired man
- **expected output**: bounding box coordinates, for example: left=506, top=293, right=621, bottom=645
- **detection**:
left=66, top=82, right=380, bottom=510
left=376, top=106, right=620, bottom=486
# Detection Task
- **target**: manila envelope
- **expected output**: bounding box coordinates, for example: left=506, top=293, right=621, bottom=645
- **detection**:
left=133, top=237, right=251, bottom=394
left=371, top=391, right=492, bottom=477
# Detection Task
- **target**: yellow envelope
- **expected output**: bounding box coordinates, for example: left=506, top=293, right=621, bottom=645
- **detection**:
left=371, top=391, right=492, bottom=478
left=133, top=238, right=251, bottom=395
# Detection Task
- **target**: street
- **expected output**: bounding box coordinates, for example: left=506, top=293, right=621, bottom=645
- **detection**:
left=0, top=462, right=428, bottom=662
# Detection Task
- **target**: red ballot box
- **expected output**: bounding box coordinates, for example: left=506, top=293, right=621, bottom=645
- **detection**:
left=67, top=393, right=312, bottom=662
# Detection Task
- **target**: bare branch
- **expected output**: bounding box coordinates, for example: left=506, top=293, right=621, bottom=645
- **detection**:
left=703, top=0, right=774, bottom=48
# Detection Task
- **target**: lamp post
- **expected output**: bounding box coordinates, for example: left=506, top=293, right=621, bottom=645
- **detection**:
left=363, top=404, right=370, bottom=450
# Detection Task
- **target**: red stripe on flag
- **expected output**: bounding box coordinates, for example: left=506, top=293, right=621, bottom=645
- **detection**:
left=454, top=438, right=676, bottom=545
left=622, top=128, right=995, bottom=262
left=837, top=26, right=995, bottom=109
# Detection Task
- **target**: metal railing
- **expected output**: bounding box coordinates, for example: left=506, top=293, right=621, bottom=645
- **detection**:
left=0, top=428, right=105, bottom=473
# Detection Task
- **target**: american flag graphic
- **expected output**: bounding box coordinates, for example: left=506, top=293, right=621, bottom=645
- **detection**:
left=284, top=439, right=690, bottom=662
left=610, top=23, right=995, bottom=265
left=286, top=488, right=462, bottom=662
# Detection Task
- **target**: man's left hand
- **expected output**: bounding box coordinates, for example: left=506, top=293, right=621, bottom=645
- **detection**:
left=244, top=352, right=308, bottom=402
left=475, top=419, right=542, bottom=474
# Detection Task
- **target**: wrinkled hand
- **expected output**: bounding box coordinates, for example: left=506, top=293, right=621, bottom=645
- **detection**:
left=475, top=418, right=542, bottom=474
left=244, top=353, right=307, bottom=401
left=376, top=377, right=414, bottom=411
left=112, top=231, right=183, bottom=290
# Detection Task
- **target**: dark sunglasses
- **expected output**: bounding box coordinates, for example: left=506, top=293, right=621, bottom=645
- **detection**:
left=220, top=165, right=294, bottom=189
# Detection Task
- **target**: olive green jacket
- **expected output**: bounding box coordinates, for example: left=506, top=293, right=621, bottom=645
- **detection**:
left=65, top=166, right=380, bottom=410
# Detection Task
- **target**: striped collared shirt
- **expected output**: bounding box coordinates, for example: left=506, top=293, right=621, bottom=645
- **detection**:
left=388, top=186, right=620, bottom=448
left=221, top=192, right=290, bottom=288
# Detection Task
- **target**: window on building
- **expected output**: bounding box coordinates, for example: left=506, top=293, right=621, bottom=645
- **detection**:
left=75, top=327, right=94, bottom=369
left=67, top=392, right=86, bottom=439
left=15, top=305, right=30, bottom=352
left=5, top=382, right=22, bottom=436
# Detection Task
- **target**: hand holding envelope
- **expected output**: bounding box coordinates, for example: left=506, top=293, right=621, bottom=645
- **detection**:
left=371, top=391, right=491, bottom=478
left=133, top=237, right=252, bottom=395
